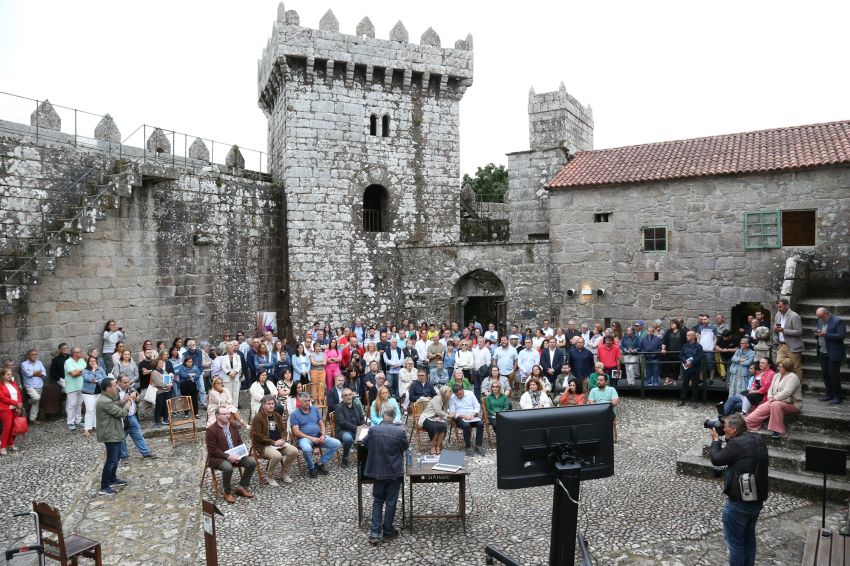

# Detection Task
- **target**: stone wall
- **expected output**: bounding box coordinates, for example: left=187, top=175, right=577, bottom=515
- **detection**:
left=0, top=133, right=283, bottom=360
left=506, top=147, right=567, bottom=243
left=547, top=166, right=850, bottom=323
left=258, top=8, right=474, bottom=332
left=528, top=84, right=594, bottom=154
left=398, top=241, right=553, bottom=327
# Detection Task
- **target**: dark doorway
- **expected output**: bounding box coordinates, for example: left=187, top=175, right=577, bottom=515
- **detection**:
left=363, top=184, right=388, bottom=232
left=464, top=297, right=498, bottom=330
left=731, top=302, right=772, bottom=336
left=452, top=269, right=506, bottom=335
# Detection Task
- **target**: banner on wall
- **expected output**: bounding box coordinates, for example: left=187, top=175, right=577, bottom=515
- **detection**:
left=257, top=311, right=278, bottom=337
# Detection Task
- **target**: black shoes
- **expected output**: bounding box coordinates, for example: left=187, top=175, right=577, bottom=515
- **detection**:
left=308, top=468, right=318, bottom=479
left=316, top=463, right=329, bottom=476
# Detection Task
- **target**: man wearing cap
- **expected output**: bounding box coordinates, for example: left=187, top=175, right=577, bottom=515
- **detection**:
left=493, top=336, right=519, bottom=396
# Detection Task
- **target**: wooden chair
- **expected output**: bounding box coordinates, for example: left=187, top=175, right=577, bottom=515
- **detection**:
left=250, top=444, right=270, bottom=487
left=166, top=395, right=197, bottom=447
left=200, top=460, right=243, bottom=498
left=446, top=418, right=464, bottom=449
left=327, top=412, right=343, bottom=464
left=32, top=501, right=102, bottom=566
left=409, top=399, right=430, bottom=453
left=480, top=396, right=495, bottom=448
left=314, top=394, right=328, bottom=419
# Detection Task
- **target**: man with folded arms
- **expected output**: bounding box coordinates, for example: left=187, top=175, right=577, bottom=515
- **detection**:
left=206, top=405, right=256, bottom=504
left=290, top=391, right=342, bottom=478
left=20, top=349, right=46, bottom=424
left=251, top=395, right=298, bottom=486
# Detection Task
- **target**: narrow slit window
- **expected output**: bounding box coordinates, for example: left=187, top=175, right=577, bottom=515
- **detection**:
left=382, top=115, right=390, bottom=137
left=369, top=114, right=377, bottom=136
left=594, top=213, right=611, bottom=223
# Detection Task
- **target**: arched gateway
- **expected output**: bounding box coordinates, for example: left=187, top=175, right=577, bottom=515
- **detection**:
left=451, top=270, right=506, bottom=334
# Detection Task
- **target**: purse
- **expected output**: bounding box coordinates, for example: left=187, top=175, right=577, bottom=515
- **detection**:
left=12, top=415, right=29, bottom=435
left=144, top=385, right=157, bottom=404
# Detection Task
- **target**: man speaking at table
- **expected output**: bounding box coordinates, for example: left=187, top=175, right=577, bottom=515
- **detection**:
left=364, top=403, right=409, bottom=545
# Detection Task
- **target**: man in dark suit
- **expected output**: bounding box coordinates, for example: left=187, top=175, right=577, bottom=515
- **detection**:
left=206, top=406, right=256, bottom=504
left=327, top=374, right=346, bottom=413
left=364, top=402, right=408, bottom=545
left=540, top=339, right=565, bottom=382
left=815, top=307, right=847, bottom=404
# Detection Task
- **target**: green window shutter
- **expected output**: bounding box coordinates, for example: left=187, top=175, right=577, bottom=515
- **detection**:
left=744, top=211, right=781, bottom=249
left=642, top=226, right=668, bottom=252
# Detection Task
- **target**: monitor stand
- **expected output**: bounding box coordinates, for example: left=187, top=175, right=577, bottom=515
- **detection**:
left=485, top=461, right=587, bottom=566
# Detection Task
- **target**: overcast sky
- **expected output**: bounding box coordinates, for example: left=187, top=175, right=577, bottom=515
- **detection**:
left=1, top=0, right=848, bottom=177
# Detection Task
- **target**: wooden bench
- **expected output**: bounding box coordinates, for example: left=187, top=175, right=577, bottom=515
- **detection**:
left=801, top=526, right=848, bottom=565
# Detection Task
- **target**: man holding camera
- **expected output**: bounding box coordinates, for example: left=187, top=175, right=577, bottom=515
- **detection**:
left=708, top=413, right=769, bottom=566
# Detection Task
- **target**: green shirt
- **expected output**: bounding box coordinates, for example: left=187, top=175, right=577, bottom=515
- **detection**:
left=446, top=377, right=472, bottom=391
left=485, top=393, right=511, bottom=417
left=588, top=372, right=609, bottom=391
left=63, top=357, right=87, bottom=393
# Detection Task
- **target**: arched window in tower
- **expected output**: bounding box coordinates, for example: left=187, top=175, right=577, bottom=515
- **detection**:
left=369, top=114, right=377, bottom=136
left=363, top=184, right=389, bottom=232
left=382, top=114, right=390, bottom=137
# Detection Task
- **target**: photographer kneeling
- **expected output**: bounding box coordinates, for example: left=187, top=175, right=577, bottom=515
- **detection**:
left=708, top=413, right=769, bottom=566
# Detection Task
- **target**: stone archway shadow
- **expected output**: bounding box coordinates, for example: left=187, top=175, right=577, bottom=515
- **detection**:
left=451, top=269, right=506, bottom=333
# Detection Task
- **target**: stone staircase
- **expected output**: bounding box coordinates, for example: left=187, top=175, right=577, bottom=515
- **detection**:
left=677, top=395, right=850, bottom=500
left=0, top=160, right=141, bottom=314
left=797, top=296, right=850, bottom=398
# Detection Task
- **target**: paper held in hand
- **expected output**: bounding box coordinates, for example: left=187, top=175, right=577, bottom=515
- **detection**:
left=225, top=443, right=248, bottom=460
left=357, top=427, right=369, bottom=442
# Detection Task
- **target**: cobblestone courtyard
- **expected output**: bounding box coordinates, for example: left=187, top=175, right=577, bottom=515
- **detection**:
left=1, top=397, right=846, bottom=565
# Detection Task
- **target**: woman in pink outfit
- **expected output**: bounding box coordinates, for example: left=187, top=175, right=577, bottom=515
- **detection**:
left=325, top=339, right=342, bottom=389
left=745, top=359, right=802, bottom=438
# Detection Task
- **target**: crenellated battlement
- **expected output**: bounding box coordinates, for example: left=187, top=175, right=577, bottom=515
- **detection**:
left=528, top=82, right=593, bottom=153
left=257, top=3, right=474, bottom=114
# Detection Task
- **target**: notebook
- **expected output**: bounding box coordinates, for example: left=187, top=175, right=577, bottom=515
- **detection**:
left=432, top=449, right=465, bottom=473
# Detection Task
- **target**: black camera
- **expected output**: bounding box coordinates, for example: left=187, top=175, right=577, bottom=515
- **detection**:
left=703, top=417, right=724, bottom=436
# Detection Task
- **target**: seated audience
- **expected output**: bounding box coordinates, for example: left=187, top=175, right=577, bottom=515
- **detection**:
left=481, top=366, right=511, bottom=398
left=408, top=369, right=433, bottom=405
left=745, top=359, right=802, bottom=439
left=448, top=384, right=485, bottom=456
left=206, top=406, right=256, bottom=504
left=370, top=386, right=402, bottom=426
left=251, top=395, right=298, bottom=486
left=249, top=370, right=276, bottom=419
left=290, top=392, right=341, bottom=478
left=520, top=377, right=552, bottom=409
left=207, top=377, right=243, bottom=427
left=588, top=374, right=620, bottom=442
left=559, top=379, right=586, bottom=406
left=419, top=385, right=451, bottom=455
left=484, top=381, right=510, bottom=434
left=446, top=368, right=472, bottom=391
left=334, top=388, right=366, bottom=467
left=552, top=363, right=574, bottom=403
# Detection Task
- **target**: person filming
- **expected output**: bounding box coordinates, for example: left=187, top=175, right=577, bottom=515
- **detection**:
left=708, top=413, right=769, bottom=566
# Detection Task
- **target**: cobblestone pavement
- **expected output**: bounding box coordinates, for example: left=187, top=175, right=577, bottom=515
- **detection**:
left=2, top=398, right=846, bottom=565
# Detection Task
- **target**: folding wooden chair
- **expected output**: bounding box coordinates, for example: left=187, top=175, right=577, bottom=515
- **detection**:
left=32, top=500, right=103, bottom=566
left=250, top=444, right=271, bottom=487
left=200, top=459, right=243, bottom=498
left=409, top=399, right=430, bottom=454
left=447, top=418, right=464, bottom=449
left=166, top=395, right=197, bottom=447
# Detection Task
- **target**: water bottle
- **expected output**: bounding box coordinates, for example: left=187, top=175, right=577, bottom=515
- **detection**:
left=406, top=449, right=413, bottom=467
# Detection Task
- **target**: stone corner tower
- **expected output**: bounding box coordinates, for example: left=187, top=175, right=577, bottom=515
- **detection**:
left=507, top=83, right=594, bottom=243
left=256, top=3, right=474, bottom=331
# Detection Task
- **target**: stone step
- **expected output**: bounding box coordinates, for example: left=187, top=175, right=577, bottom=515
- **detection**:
left=751, top=427, right=850, bottom=452
left=802, top=380, right=850, bottom=397
left=785, top=397, right=850, bottom=433
left=699, top=441, right=850, bottom=478
left=677, top=443, right=850, bottom=501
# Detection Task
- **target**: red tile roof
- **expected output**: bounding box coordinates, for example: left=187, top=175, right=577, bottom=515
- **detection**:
left=546, top=120, right=850, bottom=189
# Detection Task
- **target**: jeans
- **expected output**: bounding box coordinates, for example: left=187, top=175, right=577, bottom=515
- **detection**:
left=101, top=441, right=122, bottom=488
left=339, top=431, right=354, bottom=460
left=821, top=356, right=844, bottom=400
left=645, top=358, right=660, bottom=385
left=195, top=375, right=206, bottom=407
left=296, top=436, right=342, bottom=470
left=119, top=414, right=151, bottom=458
left=370, top=477, right=402, bottom=538
left=722, top=498, right=762, bottom=566
left=387, top=372, right=399, bottom=397
left=723, top=396, right=744, bottom=416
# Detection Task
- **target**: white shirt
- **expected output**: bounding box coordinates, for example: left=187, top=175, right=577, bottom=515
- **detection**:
left=484, top=330, right=498, bottom=343
left=414, top=340, right=429, bottom=363
left=5, top=383, right=19, bottom=402
left=118, top=387, right=136, bottom=416
left=210, top=356, right=224, bottom=379
left=472, top=346, right=491, bottom=370
left=543, top=327, right=554, bottom=337
left=776, top=311, right=787, bottom=343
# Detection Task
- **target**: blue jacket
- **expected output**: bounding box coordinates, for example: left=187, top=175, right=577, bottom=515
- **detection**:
left=639, top=334, right=663, bottom=359
left=620, top=334, right=641, bottom=354
left=363, top=420, right=409, bottom=480
left=680, top=342, right=705, bottom=374
left=82, top=367, right=107, bottom=395
left=568, top=347, right=595, bottom=380
left=817, top=314, right=848, bottom=362
left=254, top=352, right=277, bottom=377
left=292, top=355, right=311, bottom=381
left=176, top=365, right=202, bottom=384
left=184, top=348, right=203, bottom=370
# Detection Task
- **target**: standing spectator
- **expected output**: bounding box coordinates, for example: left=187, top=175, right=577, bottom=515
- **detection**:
left=245, top=337, right=260, bottom=385
left=715, top=329, right=737, bottom=381
left=815, top=307, right=847, bottom=404
left=184, top=340, right=206, bottom=407
left=291, top=343, right=310, bottom=384
left=455, top=341, right=475, bottom=384
left=44, top=343, right=69, bottom=419
left=493, top=336, right=519, bottom=397
left=587, top=323, right=604, bottom=357
left=137, top=349, right=156, bottom=420
left=113, top=350, right=139, bottom=387
left=0, top=368, right=23, bottom=455
left=81, top=356, right=106, bottom=438
left=217, top=333, right=231, bottom=356
left=150, top=358, right=174, bottom=427
left=714, top=313, right=730, bottom=335
left=20, top=349, right=46, bottom=424
left=568, top=338, right=595, bottom=392
left=95, top=376, right=130, bottom=495
left=620, top=327, right=641, bottom=386
left=64, top=347, right=86, bottom=430
left=110, top=342, right=126, bottom=372
left=774, top=298, right=804, bottom=380
left=539, top=337, right=564, bottom=384
left=309, top=342, right=326, bottom=388
left=471, top=339, right=492, bottom=400
left=694, top=314, right=718, bottom=384
left=220, top=342, right=243, bottom=409
left=364, top=401, right=408, bottom=545
left=426, top=334, right=445, bottom=371
left=101, top=320, right=126, bottom=374
left=136, top=340, right=153, bottom=364
left=597, top=336, right=622, bottom=386
left=640, top=323, right=665, bottom=387
left=253, top=343, right=275, bottom=383
left=727, top=338, right=755, bottom=400
left=679, top=331, right=706, bottom=407
left=325, top=339, right=343, bottom=390
left=564, top=320, right=581, bottom=346
left=414, top=331, right=429, bottom=371
left=272, top=340, right=290, bottom=382
left=662, top=319, right=687, bottom=385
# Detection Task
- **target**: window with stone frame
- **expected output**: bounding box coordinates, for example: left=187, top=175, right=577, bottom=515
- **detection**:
left=781, top=209, right=816, bottom=246
left=369, top=114, right=377, bottom=136
left=382, top=115, right=390, bottom=137
left=642, top=226, right=668, bottom=252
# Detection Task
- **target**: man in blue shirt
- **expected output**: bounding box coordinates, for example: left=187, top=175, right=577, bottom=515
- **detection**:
left=448, top=384, right=485, bottom=456
left=364, top=402, right=408, bottom=545
left=20, top=349, right=46, bottom=424
left=290, top=392, right=341, bottom=478
left=639, top=323, right=665, bottom=387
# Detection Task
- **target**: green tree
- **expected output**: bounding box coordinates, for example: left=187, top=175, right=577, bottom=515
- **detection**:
left=462, top=163, right=508, bottom=203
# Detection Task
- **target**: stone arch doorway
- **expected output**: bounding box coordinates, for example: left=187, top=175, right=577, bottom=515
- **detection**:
left=451, top=269, right=506, bottom=334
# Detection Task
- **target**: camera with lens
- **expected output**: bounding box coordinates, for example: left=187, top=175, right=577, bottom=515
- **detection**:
left=703, top=416, right=724, bottom=436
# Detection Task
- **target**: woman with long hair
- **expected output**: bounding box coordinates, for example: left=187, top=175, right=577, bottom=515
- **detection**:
left=0, top=368, right=24, bottom=455
left=369, top=386, right=401, bottom=426
left=150, top=357, right=174, bottom=427
left=325, top=338, right=342, bottom=389
left=520, top=377, right=552, bottom=409
left=101, top=320, right=125, bottom=374
left=81, top=356, right=106, bottom=437
left=662, top=319, right=687, bottom=385
left=745, top=358, right=802, bottom=438
left=418, top=385, right=451, bottom=455
left=292, top=343, right=311, bottom=384
left=114, top=349, right=139, bottom=387
left=249, top=370, right=275, bottom=419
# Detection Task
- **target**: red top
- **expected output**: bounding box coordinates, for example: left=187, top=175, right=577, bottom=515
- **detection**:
left=597, top=344, right=621, bottom=369
left=0, top=381, right=22, bottom=410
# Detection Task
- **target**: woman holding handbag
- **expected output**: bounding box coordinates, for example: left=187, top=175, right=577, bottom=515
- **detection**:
left=0, top=368, right=24, bottom=454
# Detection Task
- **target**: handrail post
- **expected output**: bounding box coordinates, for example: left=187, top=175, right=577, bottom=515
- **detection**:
left=35, top=99, right=39, bottom=143
left=74, top=109, right=78, bottom=146
left=171, top=130, right=175, bottom=166
left=639, top=353, right=645, bottom=399
left=143, top=125, right=146, bottom=166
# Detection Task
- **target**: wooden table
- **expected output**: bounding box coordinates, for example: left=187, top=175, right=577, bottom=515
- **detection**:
left=403, top=459, right=471, bottom=533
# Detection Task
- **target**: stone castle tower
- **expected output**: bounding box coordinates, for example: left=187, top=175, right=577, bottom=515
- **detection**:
left=257, top=3, right=473, bottom=331
left=507, top=83, right=593, bottom=243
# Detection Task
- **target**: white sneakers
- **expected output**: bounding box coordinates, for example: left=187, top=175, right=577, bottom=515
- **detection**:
left=266, top=478, right=280, bottom=487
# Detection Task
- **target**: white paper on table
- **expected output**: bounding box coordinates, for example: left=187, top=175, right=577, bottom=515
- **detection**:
left=462, top=417, right=481, bottom=423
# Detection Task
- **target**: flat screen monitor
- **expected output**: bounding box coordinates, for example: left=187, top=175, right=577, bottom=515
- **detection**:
left=496, top=404, right=615, bottom=489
